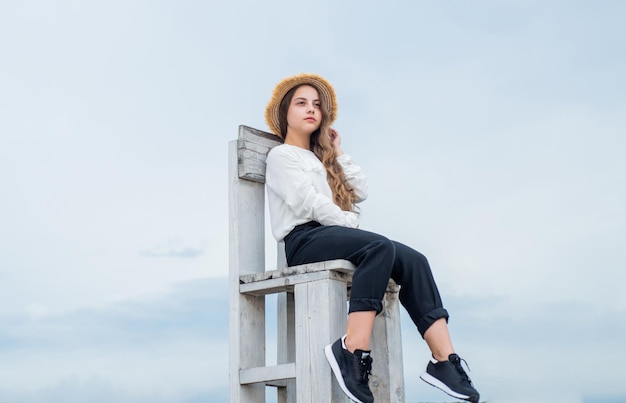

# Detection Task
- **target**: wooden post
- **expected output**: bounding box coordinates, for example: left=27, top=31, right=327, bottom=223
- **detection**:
left=370, top=282, right=405, bottom=402
left=277, top=292, right=296, bottom=403
left=277, top=242, right=296, bottom=403
left=295, top=276, right=349, bottom=402
left=229, top=139, right=266, bottom=402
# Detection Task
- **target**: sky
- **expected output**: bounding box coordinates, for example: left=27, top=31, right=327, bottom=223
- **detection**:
left=0, top=0, right=625, bottom=402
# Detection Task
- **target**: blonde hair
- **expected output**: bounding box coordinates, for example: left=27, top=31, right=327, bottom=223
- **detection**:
left=278, top=84, right=357, bottom=212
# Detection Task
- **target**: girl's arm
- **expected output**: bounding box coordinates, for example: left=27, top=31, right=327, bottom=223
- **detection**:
left=337, top=154, right=368, bottom=203
left=330, top=128, right=368, bottom=203
left=266, top=147, right=359, bottom=228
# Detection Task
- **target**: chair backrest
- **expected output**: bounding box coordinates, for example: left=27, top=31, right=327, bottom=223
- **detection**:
left=228, top=125, right=282, bottom=277
left=235, top=125, right=281, bottom=184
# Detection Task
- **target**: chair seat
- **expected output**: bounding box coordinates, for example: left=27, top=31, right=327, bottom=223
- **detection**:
left=239, top=259, right=401, bottom=296
left=239, top=259, right=356, bottom=296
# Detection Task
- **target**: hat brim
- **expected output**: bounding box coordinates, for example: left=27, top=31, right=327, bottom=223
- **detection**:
left=265, top=73, right=337, bottom=138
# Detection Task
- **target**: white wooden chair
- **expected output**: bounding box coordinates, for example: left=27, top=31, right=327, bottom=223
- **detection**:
left=229, top=125, right=406, bottom=402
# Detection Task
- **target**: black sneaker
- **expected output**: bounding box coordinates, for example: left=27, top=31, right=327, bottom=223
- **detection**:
left=419, top=353, right=480, bottom=403
left=324, top=336, right=374, bottom=403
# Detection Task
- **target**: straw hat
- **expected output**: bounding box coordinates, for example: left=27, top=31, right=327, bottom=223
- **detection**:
left=265, top=73, right=337, bottom=138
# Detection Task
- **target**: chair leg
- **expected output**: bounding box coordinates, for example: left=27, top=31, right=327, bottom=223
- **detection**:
left=370, top=285, right=405, bottom=402
left=294, top=278, right=349, bottom=403
left=230, top=293, right=266, bottom=403
left=277, top=292, right=296, bottom=403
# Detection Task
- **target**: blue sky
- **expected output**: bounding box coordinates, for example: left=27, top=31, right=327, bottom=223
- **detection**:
left=1, top=1, right=625, bottom=402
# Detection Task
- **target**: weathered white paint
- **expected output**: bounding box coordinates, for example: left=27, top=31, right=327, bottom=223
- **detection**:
left=370, top=282, right=406, bottom=401
left=240, top=363, right=296, bottom=385
left=229, top=140, right=266, bottom=402
left=277, top=291, right=296, bottom=403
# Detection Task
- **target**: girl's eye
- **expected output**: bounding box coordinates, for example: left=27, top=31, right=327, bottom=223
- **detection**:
left=314, top=103, right=320, bottom=108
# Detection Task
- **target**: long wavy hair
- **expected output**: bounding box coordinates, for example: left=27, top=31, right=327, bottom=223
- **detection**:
left=278, top=84, right=357, bottom=212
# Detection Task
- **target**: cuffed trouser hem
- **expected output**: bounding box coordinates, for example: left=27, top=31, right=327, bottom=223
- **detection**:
left=348, top=298, right=383, bottom=315
left=416, top=308, right=450, bottom=338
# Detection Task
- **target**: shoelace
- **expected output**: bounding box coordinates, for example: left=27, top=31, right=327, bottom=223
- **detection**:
left=358, top=355, right=373, bottom=383
left=450, top=355, right=473, bottom=385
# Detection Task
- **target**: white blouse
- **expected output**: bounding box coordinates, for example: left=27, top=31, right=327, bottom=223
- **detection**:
left=266, top=143, right=368, bottom=241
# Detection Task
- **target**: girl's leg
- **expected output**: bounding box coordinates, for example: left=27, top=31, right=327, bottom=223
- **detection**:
left=389, top=241, right=450, bottom=339
left=345, top=311, right=376, bottom=352
left=423, top=318, right=455, bottom=361
left=389, top=241, right=480, bottom=401
left=285, top=224, right=395, bottom=351
left=347, top=239, right=454, bottom=355
left=287, top=224, right=452, bottom=354
left=288, top=224, right=393, bottom=401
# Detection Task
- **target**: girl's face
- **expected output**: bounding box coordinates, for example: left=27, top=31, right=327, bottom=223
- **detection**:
left=286, top=85, right=322, bottom=137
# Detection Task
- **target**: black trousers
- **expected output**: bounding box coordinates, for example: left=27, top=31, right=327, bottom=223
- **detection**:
left=284, top=221, right=449, bottom=337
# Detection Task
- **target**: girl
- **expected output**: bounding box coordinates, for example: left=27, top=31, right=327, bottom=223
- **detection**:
left=264, top=73, right=479, bottom=403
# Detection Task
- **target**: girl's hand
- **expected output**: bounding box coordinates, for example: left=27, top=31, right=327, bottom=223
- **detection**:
left=329, top=128, right=344, bottom=156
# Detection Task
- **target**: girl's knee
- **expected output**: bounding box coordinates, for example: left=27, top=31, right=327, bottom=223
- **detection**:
left=393, top=242, right=431, bottom=270
left=371, top=237, right=395, bottom=258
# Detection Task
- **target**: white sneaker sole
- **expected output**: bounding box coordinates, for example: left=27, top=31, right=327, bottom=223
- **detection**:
left=324, top=343, right=365, bottom=403
left=420, top=372, right=471, bottom=400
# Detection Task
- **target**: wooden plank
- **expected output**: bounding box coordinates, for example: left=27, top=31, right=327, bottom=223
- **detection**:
left=237, top=125, right=281, bottom=183
left=295, top=279, right=349, bottom=402
left=229, top=141, right=266, bottom=276
left=277, top=292, right=296, bottom=403
left=384, top=287, right=406, bottom=402
left=240, top=363, right=296, bottom=385
left=228, top=140, right=265, bottom=402
left=277, top=241, right=287, bottom=270
left=239, top=124, right=279, bottom=145
left=370, top=281, right=405, bottom=402
left=240, top=270, right=352, bottom=296
left=276, top=241, right=295, bottom=403
left=240, top=259, right=356, bottom=284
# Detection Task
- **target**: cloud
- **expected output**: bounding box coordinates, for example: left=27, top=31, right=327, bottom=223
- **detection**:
left=402, top=294, right=626, bottom=402
left=0, top=277, right=227, bottom=353
left=584, top=398, right=626, bottom=403
left=140, top=246, right=205, bottom=259
left=139, top=238, right=206, bottom=259
left=0, top=277, right=229, bottom=401
left=1, top=274, right=626, bottom=402
left=139, top=237, right=207, bottom=259
left=0, top=375, right=228, bottom=403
